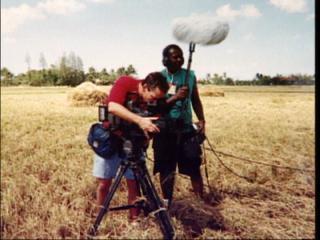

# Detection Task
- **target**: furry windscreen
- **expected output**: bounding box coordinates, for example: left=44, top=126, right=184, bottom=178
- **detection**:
left=172, top=15, right=229, bottom=45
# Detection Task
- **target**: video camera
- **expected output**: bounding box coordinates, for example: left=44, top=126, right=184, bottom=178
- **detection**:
left=98, top=92, right=167, bottom=142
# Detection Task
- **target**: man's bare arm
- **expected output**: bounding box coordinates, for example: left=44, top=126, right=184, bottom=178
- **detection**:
left=108, top=101, right=159, bottom=133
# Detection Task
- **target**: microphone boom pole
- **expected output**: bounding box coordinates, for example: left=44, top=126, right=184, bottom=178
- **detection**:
left=184, top=42, right=196, bottom=86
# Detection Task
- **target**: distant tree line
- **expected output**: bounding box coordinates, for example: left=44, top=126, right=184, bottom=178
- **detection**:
left=1, top=52, right=137, bottom=87
left=198, top=72, right=315, bottom=86
left=1, top=52, right=315, bottom=87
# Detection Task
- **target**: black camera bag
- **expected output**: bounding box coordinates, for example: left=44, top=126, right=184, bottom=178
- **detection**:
left=183, top=131, right=205, bottom=159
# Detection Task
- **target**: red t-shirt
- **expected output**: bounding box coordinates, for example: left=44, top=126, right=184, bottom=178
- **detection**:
left=102, top=76, right=141, bottom=128
left=107, top=76, right=141, bottom=105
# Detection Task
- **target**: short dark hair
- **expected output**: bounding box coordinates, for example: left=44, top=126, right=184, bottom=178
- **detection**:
left=142, top=72, right=169, bottom=93
left=162, top=44, right=183, bottom=58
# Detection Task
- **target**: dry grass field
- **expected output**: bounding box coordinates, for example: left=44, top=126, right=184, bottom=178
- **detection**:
left=0, top=85, right=315, bottom=239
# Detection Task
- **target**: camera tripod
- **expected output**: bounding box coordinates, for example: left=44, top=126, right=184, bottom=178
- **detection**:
left=87, top=138, right=175, bottom=240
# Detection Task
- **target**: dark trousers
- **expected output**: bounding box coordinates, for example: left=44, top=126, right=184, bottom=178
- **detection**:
left=152, top=130, right=202, bottom=203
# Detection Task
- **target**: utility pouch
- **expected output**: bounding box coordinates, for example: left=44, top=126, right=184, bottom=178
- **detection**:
left=183, top=131, right=205, bottom=159
left=87, top=123, right=122, bottom=159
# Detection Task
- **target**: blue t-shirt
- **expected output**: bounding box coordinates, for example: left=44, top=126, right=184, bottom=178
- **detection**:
left=161, top=68, right=196, bottom=131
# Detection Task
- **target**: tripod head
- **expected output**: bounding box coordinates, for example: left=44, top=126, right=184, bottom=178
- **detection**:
left=122, top=136, right=147, bottom=163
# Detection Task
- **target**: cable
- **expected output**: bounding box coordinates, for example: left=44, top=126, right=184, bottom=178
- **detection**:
left=204, top=147, right=315, bottom=173
left=205, top=137, right=254, bottom=182
left=202, top=143, right=217, bottom=193
left=146, top=135, right=314, bottom=187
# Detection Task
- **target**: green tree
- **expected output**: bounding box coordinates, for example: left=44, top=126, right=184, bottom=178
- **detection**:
left=38, top=53, right=48, bottom=85
left=225, top=77, right=234, bottom=85
left=125, top=64, right=137, bottom=75
left=56, top=53, right=85, bottom=86
left=260, top=75, right=271, bottom=85
left=255, top=73, right=271, bottom=85
left=25, top=53, right=32, bottom=84
left=57, top=55, right=68, bottom=85
left=1, top=67, right=14, bottom=86
left=108, top=69, right=117, bottom=85
left=86, top=67, right=98, bottom=82
left=76, top=56, right=84, bottom=72
left=13, top=73, right=28, bottom=85
left=46, top=68, right=59, bottom=85
left=116, top=67, right=126, bottom=77
left=222, top=72, right=227, bottom=80
left=39, top=53, right=47, bottom=70
left=212, top=73, right=225, bottom=85
left=99, top=68, right=113, bottom=85
left=28, top=70, right=45, bottom=86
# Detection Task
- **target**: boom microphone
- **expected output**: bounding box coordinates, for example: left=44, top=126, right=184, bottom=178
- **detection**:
left=170, top=14, right=229, bottom=110
left=172, top=15, right=229, bottom=45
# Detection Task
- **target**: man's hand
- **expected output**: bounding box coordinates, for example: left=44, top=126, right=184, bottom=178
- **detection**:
left=196, top=120, right=206, bottom=134
left=137, top=117, right=160, bottom=139
left=108, top=102, right=160, bottom=138
left=166, top=86, right=189, bottom=105
left=174, top=86, right=189, bottom=101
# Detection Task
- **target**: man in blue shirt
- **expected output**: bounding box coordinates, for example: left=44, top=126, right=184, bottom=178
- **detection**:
left=153, top=44, right=206, bottom=205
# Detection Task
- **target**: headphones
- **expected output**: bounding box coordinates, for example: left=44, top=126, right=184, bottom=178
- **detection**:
left=162, top=55, right=169, bottom=67
left=162, top=44, right=184, bottom=67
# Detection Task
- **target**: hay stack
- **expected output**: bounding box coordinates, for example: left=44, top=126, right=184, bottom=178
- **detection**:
left=200, top=87, right=224, bottom=97
left=68, top=81, right=107, bottom=107
left=200, top=88, right=225, bottom=97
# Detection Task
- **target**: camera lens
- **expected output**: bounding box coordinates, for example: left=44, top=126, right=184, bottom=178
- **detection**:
left=123, top=140, right=133, bottom=155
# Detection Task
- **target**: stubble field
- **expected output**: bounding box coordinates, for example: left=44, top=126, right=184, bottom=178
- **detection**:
left=0, top=85, right=315, bottom=239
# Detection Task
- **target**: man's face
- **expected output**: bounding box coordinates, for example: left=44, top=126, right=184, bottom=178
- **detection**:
left=166, top=48, right=184, bottom=73
left=141, top=86, right=165, bottom=102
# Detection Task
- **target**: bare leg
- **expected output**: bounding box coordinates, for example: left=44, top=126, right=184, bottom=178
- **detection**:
left=191, top=174, right=204, bottom=199
left=96, top=178, right=112, bottom=208
left=126, top=179, right=141, bottom=220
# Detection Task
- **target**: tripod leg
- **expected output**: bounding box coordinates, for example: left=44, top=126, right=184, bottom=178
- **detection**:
left=135, top=163, right=175, bottom=240
left=88, top=162, right=129, bottom=238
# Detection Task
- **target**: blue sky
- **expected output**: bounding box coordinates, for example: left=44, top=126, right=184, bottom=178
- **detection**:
left=1, top=0, right=315, bottom=80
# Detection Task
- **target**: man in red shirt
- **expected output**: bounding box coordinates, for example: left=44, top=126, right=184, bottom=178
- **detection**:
left=93, top=72, right=169, bottom=220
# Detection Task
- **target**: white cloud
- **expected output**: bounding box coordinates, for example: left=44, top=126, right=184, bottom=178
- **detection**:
left=249, top=61, right=258, bottom=68
left=37, top=0, right=86, bottom=15
left=306, top=13, right=314, bottom=21
left=269, top=0, right=307, bottom=13
left=241, top=4, right=262, bottom=17
left=1, top=4, right=46, bottom=34
left=216, top=4, right=239, bottom=20
left=216, top=4, right=262, bottom=21
left=1, top=0, right=86, bottom=35
left=1, top=36, right=17, bottom=44
left=226, top=48, right=235, bottom=54
left=292, top=34, right=301, bottom=40
left=243, top=33, right=255, bottom=41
